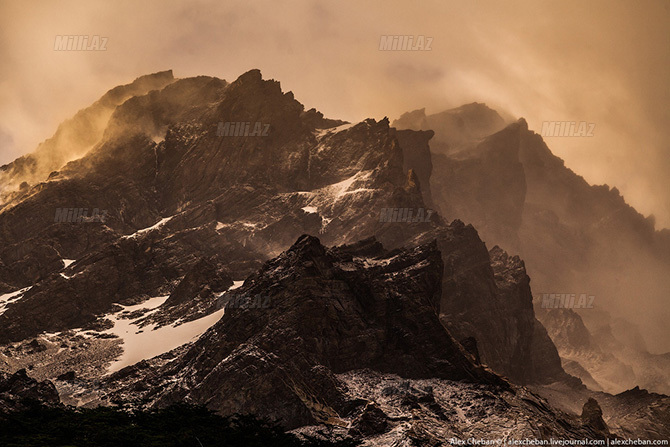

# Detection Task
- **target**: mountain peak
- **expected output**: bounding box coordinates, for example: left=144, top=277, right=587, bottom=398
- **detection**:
left=132, top=69, right=174, bottom=83
left=236, top=68, right=263, bottom=83
left=287, top=234, right=328, bottom=260
left=516, top=117, right=528, bottom=130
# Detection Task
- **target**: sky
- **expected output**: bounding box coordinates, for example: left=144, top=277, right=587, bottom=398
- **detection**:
left=0, top=0, right=668, bottom=228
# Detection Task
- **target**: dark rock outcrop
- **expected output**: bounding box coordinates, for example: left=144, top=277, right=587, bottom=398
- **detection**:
left=580, top=397, right=608, bottom=433
left=395, top=129, right=435, bottom=206
left=109, top=235, right=507, bottom=429
left=435, top=228, right=566, bottom=385
left=0, top=369, right=60, bottom=413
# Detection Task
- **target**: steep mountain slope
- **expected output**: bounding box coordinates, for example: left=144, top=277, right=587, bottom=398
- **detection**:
left=394, top=105, right=670, bottom=393
left=535, top=304, right=670, bottom=395
left=96, top=235, right=625, bottom=442
left=0, top=70, right=175, bottom=205
left=393, top=104, right=506, bottom=155
left=103, top=236, right=504, bottom=427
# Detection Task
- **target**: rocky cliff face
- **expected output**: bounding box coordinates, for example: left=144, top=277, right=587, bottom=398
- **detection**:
left=105, top=236, right=505, bottom=429
left=430, top=120, right=527, bottom=252
left=97, top=236, right=621, bottom=442
left=433, top=226, right=566, bottom=385
left=394, top=104, right=670, bottom=392
left=395, top=129, right=435, bottom=207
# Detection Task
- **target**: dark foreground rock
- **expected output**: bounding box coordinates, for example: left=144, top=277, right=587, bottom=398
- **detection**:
left=107, top=235, right=505, bottom=429
left=96, top=236, right=612, bottom=443
left=0, top=369, right=60, bottom=413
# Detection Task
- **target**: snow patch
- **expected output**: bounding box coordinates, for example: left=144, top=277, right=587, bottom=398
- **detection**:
left=63, top=259, right=76, bottom=268
left=216, top=221, right=261, bottom=231
left=103, top=296, right=223, bottom=373
left=301, top=206, right=318, bottom=214
left=332, top=171, right=373, bottom=200
left=314, top=123, right=354, bottom=138
left=339, top=187, right=375, bottom=196
left=304, top=170, right=373, bottom=206
left=122, top=216, right=173, bottom=239
left=229, top=281, right=245, bottom=290
left=0, top=287, right=32, bottom=316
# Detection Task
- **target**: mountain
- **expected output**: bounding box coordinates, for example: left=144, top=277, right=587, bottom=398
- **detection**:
left=0, top=70, right=561, bottom=387
left=393, top=105, right=670, bottom=394
left=535, top=304, right=670, bottom=395
left=104, top=236, right=504, bottom=427
left=0, top=70, right=176, bottom=205
left=393, top=104, right=506, bottom=155
left=0, top=69, right=667, bottom=442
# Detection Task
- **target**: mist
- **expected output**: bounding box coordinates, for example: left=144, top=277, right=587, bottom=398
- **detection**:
left=0, top=0, right=668, bottom=228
